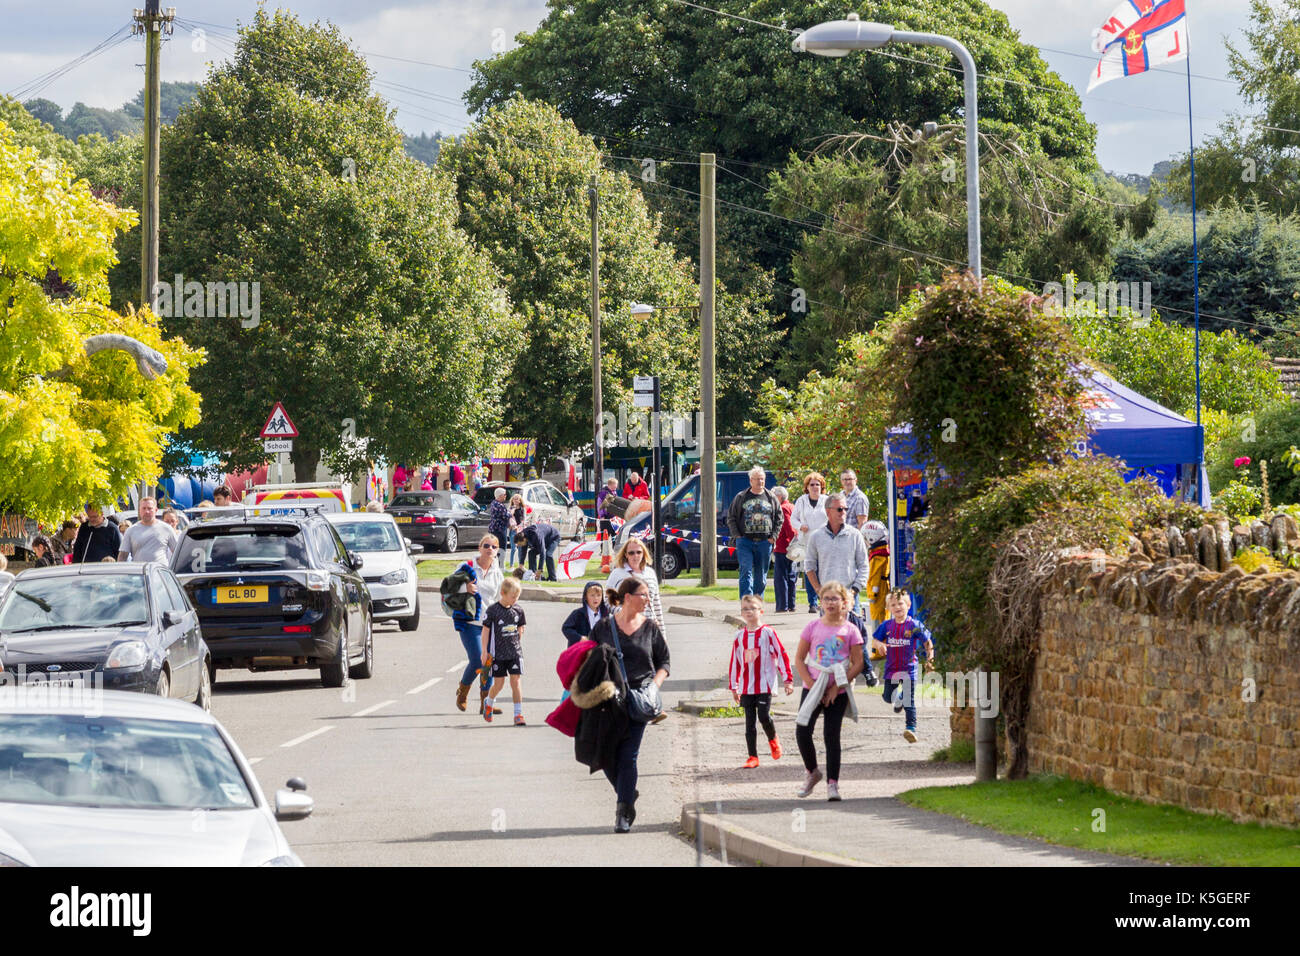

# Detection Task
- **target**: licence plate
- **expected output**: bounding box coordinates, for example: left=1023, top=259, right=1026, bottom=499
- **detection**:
left=394, top=516, right=412, bottom=524
left=44, top=677, right=86, bottom=689
left=214, top=585, right=269, bottom=604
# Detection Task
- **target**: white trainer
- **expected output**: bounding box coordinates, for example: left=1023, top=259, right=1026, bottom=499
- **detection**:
left=797, top=768, right=823, bottom=798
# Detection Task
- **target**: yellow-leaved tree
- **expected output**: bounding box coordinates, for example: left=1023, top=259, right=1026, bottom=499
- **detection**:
left=0, top=119, right=202, bottom=526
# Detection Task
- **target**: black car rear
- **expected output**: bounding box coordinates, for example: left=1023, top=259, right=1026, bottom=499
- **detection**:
left=170, top=508, right=372, bottom=687
left=386, top=491, right=487, bottom=553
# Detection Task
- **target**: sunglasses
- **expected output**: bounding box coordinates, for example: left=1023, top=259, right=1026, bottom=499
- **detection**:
left=828, top=507, right=847, bottom=512
left=481, top=544, right=499, bottom=550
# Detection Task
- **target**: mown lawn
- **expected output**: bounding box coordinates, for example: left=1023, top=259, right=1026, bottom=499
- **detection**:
left=899, top=774, right=1300, bottom=866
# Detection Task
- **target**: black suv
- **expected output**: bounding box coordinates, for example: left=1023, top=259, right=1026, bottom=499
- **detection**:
left=170, top=507, right=372, bottom=687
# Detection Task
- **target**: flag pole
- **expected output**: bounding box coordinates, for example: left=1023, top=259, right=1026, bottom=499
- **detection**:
left=1184, top=54, right=1205, bottom=471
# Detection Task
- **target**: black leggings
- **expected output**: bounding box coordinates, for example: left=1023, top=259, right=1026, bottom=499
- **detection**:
left=796, top=688, right=848, bottom=780
left=740, top=693, right=776, bottom=756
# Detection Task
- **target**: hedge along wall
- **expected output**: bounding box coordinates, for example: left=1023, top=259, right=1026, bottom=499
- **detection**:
left=1026, top=552, right=1300, bottom=827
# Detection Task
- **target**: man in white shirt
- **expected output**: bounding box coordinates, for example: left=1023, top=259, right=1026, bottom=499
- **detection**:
left=117, top=497, right=177, bottom=564
left=840, top=470, right=870, bottom=530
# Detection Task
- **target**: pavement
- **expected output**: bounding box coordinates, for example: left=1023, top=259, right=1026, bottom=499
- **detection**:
left=411, top=573, right=1144, bottom=867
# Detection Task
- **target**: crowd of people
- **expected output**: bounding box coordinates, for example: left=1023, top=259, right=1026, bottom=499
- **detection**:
left=441, top=458, right=932, bottom=832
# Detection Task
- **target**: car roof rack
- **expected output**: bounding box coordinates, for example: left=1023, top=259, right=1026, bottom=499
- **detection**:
left=185, top=504, right=328, bottom=521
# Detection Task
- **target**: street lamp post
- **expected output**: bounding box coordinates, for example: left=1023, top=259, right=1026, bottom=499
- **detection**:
left=792, top=13, right=981, bottom=278
left=794, top=14, right=994, bottom=782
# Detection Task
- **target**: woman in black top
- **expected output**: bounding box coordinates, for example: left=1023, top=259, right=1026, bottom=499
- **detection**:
left=590, top=575, right=670, bottom=833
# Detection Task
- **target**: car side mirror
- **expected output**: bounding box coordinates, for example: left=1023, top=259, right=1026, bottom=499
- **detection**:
left=161, top=609, right=183, bottom=628
left=275, top=779, right=313, bottom=822
left=347, top=552, right=363, bottom=570
left=406, top=542, right=424, bottom=554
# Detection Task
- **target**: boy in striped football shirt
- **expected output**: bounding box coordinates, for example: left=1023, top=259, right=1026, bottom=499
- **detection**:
left=729, top=595, right=795, bottom=768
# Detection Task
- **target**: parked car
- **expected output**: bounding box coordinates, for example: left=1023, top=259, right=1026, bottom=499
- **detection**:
left=614, top=471, right=777, bottom=579
left=473, top=481, right=586, bottom=540
left=0, top=562, right=211, bottom=708
left=0, top=689, right=310, bottom=865
left=170, top=507, right=372, bottom=687
left=386, top=490, right=489, bottom=553
left=326, top=512, right=422, bottom=631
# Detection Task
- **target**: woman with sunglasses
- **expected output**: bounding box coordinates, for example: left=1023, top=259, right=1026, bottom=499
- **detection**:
left=590, top=575, right=670, bottom=832
left=791, top=472, right=829, bottom=613
left=452, top=534, right=505, bottom=714
left=605, top=539, right=664, bottom=627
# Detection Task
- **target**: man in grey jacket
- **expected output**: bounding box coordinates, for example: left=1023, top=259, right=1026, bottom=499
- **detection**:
left=803, top=492, right=869, bottom=613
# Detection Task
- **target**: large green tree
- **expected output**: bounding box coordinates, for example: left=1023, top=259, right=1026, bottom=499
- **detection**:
left=468, top=0, right=1099, bottom=377
left=157, top=9, right=518, bottom=480
left=0, top=120, right=201, bottom=524
left=770, top=123, right=1120, bottom=374
left=1165, top=0, right=1300, bottom=217
left=437, top=98, right=780, bottom=454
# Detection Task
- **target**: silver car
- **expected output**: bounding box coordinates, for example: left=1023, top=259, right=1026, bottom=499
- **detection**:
left=0, top=689, right=313, bottom=866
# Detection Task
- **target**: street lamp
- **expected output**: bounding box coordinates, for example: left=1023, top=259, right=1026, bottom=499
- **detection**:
left=792, top=13, right=982, bottom=278
left=794, top=14, right=992, bottom=783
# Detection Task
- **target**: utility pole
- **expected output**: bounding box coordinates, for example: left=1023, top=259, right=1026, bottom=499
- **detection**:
left=589, top=175, right=604, bottom=502
left=699, top=154, right=717, bottom=585
left=133, top=3, right=174, bottom=311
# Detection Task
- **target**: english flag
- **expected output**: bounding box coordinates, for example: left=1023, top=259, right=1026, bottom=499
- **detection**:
left=556, top=540, right=601, bottom=581
left=1088, top=0, right=1187, bottom=92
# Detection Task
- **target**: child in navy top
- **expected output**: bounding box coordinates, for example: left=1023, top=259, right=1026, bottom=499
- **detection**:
left=870, top=588, right=933, bottom=743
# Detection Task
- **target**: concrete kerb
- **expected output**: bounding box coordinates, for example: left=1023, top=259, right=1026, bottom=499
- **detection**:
left=679, top=806, right=868, bottom=867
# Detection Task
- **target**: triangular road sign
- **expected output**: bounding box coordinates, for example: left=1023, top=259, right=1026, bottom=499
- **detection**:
left=260, top=402, right=299, bottom=438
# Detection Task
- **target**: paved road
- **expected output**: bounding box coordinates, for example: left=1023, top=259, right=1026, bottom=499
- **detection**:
left=209, top=596, right=730, bottom=865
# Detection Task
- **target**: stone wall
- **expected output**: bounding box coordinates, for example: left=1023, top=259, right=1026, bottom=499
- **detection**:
left=1024, top=553, right=1300, bottom=827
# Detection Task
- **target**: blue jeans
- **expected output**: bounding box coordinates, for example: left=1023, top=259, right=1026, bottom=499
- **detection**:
left=528, top=541, right=558, bottom=580
left=736, top=537, right=773, bottom=599
left=506, top=530, right=521, bottom=566
left=773, top=552, right=796, bottom=611
left=802, top=568, right=819, bottom=611
left=455, top=618, right=484, bottom=687
left=884, top=675, right=918, bottom=731
left=602, top=720, right=647, bottom=804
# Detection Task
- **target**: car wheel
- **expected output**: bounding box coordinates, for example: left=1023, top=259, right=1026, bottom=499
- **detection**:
left=156, top=667, right=171, bottom=698
left=399, top=595, right=420, bottom=632
left=195, top=658, right=212, bottom=711
left=320, top=619, right=350, bottom=688
left=350, top=612, right=375, bottom=679
left=659, top=544, right=686, bottom=579
left=443, top=525, right=458, bottom=553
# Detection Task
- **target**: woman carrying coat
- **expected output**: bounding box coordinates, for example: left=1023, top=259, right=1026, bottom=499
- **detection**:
left=587, top=575, right=670, bottom=833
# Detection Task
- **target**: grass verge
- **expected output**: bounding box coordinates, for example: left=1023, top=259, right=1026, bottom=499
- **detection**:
left=898, top=774, right=1300, bottom=866
left=928, top=737, right=976, bottom=763
left=697, top=705, right=744, bottom=718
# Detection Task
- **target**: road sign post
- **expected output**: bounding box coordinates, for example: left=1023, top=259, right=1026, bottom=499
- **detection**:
left=633, top=376, right=662, bottom=566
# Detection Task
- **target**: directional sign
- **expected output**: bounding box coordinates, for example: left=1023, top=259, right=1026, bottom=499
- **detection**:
left=260, top=402, right=298, bottom=439
left=263, top=439, right=293, bottom=453
left=633, top=375, right=656, bottom=391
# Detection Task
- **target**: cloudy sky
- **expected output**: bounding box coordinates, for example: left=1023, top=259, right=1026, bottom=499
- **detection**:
left=0, top=0, right=1259, bottom=174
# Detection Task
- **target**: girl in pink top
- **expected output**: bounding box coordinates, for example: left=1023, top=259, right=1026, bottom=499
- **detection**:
left=793, top=581, right=864, bottom=801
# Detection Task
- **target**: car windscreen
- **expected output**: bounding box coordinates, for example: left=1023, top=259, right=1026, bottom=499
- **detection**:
left=331, top=521, right=403, bottom=552
left=175, top=526, right=310, bottom=572
left=473, top=487, right=511, bottom=508
left=0, top=575, right=149, bottom=633
left=391, top=493, right=448, bottom=509
left=0, top=713, right=255, bottom=811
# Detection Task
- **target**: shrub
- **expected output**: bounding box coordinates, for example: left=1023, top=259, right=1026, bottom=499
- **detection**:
left=1213, top=478, right=1264, bottom=523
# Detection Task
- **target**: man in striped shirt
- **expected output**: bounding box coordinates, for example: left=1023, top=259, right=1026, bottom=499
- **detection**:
left=729, top=595, right=795, bottom=768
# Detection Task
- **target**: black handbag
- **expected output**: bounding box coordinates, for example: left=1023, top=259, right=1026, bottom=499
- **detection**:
left=607, top=620, right=662, bottom=723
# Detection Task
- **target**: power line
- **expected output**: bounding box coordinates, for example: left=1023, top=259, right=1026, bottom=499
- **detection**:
left=6, top=24, right=134, bottom=101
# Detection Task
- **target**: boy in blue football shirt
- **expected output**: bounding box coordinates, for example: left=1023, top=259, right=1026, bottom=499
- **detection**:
left=870, top=589, right=933, bottom=743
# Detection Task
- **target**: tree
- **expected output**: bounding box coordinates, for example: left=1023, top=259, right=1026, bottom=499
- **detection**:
left=156, top=9, right=519, bottom=481
left=1110, top=202, right=1300, bottom=340
left=1064, top=292, right=1286, bottom=418
left=468, top=0, right=1100, bottom=380
left=402, top=131, right=445, bottom=166
left=1165, top=0, right=1300, bottom=216
left=437, top=98, right=781, bottom=454
left=0, top=120, right=201, bottom=525
left=770, top=123, right=1120, bottom=375
left=1206, top=401, right=1300, bottom=507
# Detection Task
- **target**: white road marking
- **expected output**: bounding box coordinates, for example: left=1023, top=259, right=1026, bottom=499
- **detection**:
left=280, top=726, right=335, bottom=748
left=407, top=677, right=443, bottom=695
left=445, top=663, right=463, bottom=673
left=248, top=757, right=263, bottom=765
left=352, top=699, right=396, bottom=718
